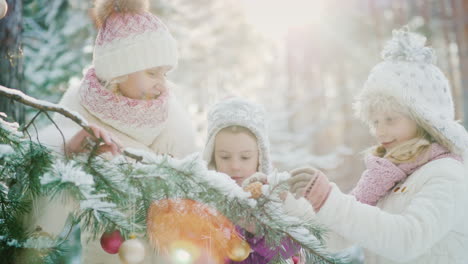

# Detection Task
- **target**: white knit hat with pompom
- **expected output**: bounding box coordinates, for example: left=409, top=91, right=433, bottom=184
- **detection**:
left=92, top=0, right=178, bottom=81
left=354, top=26, right=468, bottom=154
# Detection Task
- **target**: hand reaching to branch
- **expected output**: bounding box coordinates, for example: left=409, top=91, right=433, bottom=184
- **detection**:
left=241, top=172, right=268, bottom=188
left=65, top=124, right=121, bottom=157
left=288, top=167, right=322, bottom=198
left=288, top=167, right=332, bottom=212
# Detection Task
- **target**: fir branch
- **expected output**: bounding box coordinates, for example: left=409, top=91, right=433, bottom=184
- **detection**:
left=43, top=111, right=67, bottom=159
left=119, top=152, right=346, bottom=263
left=78, top=196, right=134, bottom=240
left=83, top=155, right=130, bottom=200
left=0, top=85, right=87, bottom=128
left=0, top=88, right=348, bottom=262
left=31, top=122, right=41, bottom=145
left=254, top=175, right=344, bottom=264
left=22, top=110, right=42, bottom=132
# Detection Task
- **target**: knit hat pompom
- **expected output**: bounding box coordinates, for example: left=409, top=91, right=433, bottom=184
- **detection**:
left=93, top=0, right=149, bottom=27
left=382, top=26, right=436, bottom=65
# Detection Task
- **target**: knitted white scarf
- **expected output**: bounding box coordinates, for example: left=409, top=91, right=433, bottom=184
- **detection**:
left=79, top=68, right=168, bottom=146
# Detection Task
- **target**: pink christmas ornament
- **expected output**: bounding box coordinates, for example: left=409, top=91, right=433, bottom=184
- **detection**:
left=100, top=230, right=124, bottom=254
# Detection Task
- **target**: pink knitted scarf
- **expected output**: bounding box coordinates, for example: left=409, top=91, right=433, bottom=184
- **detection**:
left=79, top=67, right=169, bottom=145
left=351, top=143, right=462, bottom=206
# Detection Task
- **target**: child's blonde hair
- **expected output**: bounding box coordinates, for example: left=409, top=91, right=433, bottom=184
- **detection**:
left=219, top=125, right=257, bottom=138
left=103, top=75, right=128, bottom=95
left=373, top=126, right=433, bottom=164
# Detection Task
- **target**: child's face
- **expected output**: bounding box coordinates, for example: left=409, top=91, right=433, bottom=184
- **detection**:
left=118, top=66, right=171, bottom=100
left=369, top=110, right=418, bottom=151
left=214, top=130, right=259, bottom=185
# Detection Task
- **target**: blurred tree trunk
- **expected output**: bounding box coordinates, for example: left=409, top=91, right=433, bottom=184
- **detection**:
left=439, top=0, right=463, bottom=119
left=452, top=0, right=468, bottom=124
left=0, top=0, right=24, bottom=124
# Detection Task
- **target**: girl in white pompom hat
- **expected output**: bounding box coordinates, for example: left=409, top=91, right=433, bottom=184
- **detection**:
left=286, top=27, right=468, bottom=264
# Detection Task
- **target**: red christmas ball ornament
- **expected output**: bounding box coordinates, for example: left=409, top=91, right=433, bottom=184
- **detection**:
left=100, top=230, right=124, bottom=254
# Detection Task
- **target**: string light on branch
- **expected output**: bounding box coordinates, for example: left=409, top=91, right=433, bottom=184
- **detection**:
left=170, top=240, right=200, bottom=264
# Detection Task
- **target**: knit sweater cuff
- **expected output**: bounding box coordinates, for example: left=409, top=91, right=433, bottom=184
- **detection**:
left=304, top=174, right=332, bottom=212
left=315, top=186, right=332, bottom=212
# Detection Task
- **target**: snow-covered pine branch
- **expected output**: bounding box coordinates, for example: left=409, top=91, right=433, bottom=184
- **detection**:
left=0, top=85, right=144, bottom=161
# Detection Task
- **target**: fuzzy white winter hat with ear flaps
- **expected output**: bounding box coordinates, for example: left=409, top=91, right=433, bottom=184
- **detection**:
left=202, top=98, right=272, bottom=175
left=354, top=27, right=468, bottom=154
left=92, top=0, right=178, bottom=81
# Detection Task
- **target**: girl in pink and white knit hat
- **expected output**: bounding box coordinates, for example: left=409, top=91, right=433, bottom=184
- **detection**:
left=39, top=0, right=196, bottom=158
left=31, top=1, right=197, bottom=263
left=285, top=27, right=468, bottom=264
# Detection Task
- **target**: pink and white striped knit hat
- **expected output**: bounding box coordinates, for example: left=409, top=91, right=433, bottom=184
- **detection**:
left=92, top=0, right=178, bottom=81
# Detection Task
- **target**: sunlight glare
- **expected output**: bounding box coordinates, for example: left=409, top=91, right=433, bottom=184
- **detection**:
left=241, top=0, right=324, bottom=39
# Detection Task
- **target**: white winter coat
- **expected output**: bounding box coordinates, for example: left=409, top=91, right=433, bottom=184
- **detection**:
left=318, top=158, right=468, bottom=264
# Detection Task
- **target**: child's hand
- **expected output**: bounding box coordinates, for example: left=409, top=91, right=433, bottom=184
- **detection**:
left=241, top=172, right=268, bottom=188
left=288, top=167, right=332, bottom=212
left=288, top=167, right=321, bottom=198
left=65, top=124, right=122, bottom=157
left=242, top=172, right=267, bottom=199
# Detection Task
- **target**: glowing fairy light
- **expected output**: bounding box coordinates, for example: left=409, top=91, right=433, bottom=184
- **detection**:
left=170, top=240, right=200, bottom=264
left=241, top=0, right=325, bottom=40
left=172, top=248, right=193, bottom=264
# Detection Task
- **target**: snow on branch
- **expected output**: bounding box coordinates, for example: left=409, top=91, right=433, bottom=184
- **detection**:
left=0, top=85, right=143, bottom=161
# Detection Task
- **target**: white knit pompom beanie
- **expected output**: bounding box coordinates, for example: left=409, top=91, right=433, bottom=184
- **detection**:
left=202, top=98, right=272, bottom=175
left=355, top=26, right=468, bottom=155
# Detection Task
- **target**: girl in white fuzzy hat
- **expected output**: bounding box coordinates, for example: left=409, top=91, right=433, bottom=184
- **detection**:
left=27, top=0, right=197, bottom=263
left=203, top=97, right=312, bottom=264
left=286, top=27, right=468, bottom=264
